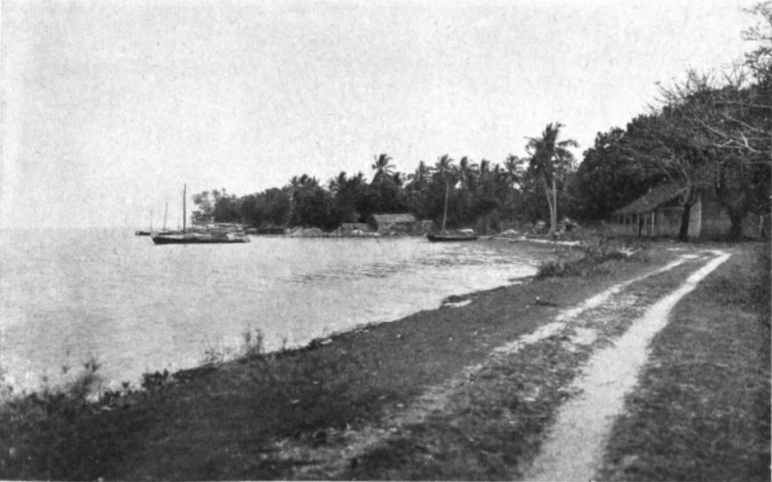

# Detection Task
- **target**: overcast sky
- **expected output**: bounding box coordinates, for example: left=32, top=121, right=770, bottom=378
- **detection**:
left=1, top=0, right=759, bottom=228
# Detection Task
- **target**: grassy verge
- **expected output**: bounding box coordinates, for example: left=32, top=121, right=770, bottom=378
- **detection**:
left=337, top=253, right=710, bottom=481
left=0, top=239, right=673, bottom=481
left=598, top=243, right=771, bottom=481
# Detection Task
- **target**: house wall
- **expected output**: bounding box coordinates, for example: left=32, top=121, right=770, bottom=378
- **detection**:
left=654, top=207, right=683, bottom=237
left=375, top=222, right=417, bottom=234
left=687, top=198, right=703, bottom=240
left=700, top=202, right=768, bottom=240
left=699, top=198, right=732, bottom=239
left=613, top=214, right=634, bottom=236
left=613, top=189, right=769, bottom=241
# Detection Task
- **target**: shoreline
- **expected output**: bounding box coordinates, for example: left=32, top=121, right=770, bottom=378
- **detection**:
left=1, top=236, right=554, bottom=394
left=1, top=241, right=767, bottom=480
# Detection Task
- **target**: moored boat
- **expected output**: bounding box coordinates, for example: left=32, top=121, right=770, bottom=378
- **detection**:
left=426, top=231, right=478, bottom=242
left=151, top=184, right=250, bottom=245
left=151, top=231, right=250, bottom=244
left=426, top=180, right=478, bottom=242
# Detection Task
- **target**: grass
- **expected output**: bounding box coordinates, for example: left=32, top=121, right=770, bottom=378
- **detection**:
left=0, top=239, right=669, bottom=480
left=337, top=252, right=712, bottom=480
left=3, top=240, right=762, bottom=480
left=598, top=243, right=771, bottom=481
left=534, top=234, right=652, bottom=279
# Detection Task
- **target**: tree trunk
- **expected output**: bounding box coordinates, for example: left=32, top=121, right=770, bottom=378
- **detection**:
left=543, top=179, right=555, bottom=236
left=727, top=209, right=744, bottom=241
left=678, top=203, right=691, bottom=242
left=550, top=178, right=558, bottom=238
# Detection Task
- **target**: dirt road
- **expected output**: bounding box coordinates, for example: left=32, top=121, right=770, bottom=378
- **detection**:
left=269, top=248, right=753, bottom=480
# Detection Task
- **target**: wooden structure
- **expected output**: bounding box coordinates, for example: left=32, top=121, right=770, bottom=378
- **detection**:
left=613, top=183, right=767, bottom=240
left=369, top=214, right=418, bottom=234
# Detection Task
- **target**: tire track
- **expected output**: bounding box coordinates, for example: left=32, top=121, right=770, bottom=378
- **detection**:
left=523, top=251, right=731, bottom=481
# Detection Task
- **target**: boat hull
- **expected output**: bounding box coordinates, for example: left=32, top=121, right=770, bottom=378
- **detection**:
left=151, top=233, right=250, bottom=245
left=426, top=234, right=479, bottom=242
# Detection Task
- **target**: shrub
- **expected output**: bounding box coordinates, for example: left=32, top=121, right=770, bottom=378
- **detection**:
left=241, top=326, right=266, bottom=359
left=536, top=241, right=629, bottom=279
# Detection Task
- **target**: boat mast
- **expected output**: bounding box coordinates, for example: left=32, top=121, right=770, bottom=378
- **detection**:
left=442, top=179, right=449, bottom=232
left=163, top=203, right=168, bottom=232
left=183, top=184, right=187, bottom=233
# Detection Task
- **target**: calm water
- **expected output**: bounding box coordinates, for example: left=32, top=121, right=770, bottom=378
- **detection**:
left=1, top=228, right=541, bottom=390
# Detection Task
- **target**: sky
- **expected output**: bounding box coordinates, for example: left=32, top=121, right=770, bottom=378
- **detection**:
left=0, top=0, right=761, bottom=228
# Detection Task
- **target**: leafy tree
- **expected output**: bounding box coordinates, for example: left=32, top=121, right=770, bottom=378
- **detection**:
left=567, top=128, right=664, bottom=221
left=191, top=190, right=214, bottom=224
left=242, top=188, right=290, bottom=228
left=631, top=67, right=770, bottom=240
left=191, top=189, right=240, bottom=224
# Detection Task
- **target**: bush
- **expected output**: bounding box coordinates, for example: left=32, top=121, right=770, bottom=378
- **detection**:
left=241, top=327, right=266, bottom=359
left=536, top=242, right=628, bottom=279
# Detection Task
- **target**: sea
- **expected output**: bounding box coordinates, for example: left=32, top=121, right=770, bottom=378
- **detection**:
left=0, top=228, right=544, bottom=391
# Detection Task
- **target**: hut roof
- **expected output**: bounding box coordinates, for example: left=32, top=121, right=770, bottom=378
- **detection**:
left=371, top=214, right=417, bottom=224
left=614, top=184, right=684, bottom=216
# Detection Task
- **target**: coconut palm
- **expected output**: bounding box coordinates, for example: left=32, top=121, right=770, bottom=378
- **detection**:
left=328, top=171, right=348, bottom=195
left=525, top=123, right=578, bottom=237
left=503, top=154, right=523, bottom=189
left=457, top=156, right=479, bottom=192
left=407, top=160, right=433, bottom=191
left=434, top=154, right=456, bottom=183
left=371, top=153, right=396, bottom=185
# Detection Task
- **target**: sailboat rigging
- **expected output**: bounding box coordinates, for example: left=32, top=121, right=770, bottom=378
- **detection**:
left=151, top=184, right=250, bottom=245
left=426, top=179, right=478, bottom=242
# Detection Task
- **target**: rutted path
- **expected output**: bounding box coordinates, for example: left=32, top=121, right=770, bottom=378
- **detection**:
left=271, top=250, right=727, bottom=480
left=523, top=250, right=731, bottom=481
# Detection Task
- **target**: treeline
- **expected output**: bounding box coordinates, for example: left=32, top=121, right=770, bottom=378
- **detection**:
left=572, top=2, right=771, bottom=240
left=192, top=152, right=540, bottom=233
left=194, top=2, right=771, bottom=240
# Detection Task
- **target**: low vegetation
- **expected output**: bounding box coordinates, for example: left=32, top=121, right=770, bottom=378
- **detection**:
left=599, top=244, right=771, bottom=481
left=0, top=242, right=767, bottom=480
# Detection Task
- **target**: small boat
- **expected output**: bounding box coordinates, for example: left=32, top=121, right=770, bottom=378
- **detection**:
left=151, top=184, right=250, bottom=245
left=427, top=231, right=478, bottom=242
left=136, top=210, right=154, bottom=236
left=426, top=179, right=478, bottom=242
left=151, top=231, right=250, bottom=244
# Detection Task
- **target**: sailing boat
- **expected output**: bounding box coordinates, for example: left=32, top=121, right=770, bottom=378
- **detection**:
left=151, top=184, right=250, bottom=245
left=426, top=179, right=478, bottom=242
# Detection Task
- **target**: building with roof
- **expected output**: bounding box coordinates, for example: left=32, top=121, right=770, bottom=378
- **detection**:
left=612, top=183, right=766, bottom=240
left=368, top=213, right=420, bottom=234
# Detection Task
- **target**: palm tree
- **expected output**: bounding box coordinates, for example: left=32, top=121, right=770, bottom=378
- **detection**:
left=287, top=174, right=320, bottom=226
left=457, top=156, right=479, bottom=192
left=407, top=160, right=433, bottom=191
left=328, top=171, right=348, bottom=195
left=525, top=123, right=578, bottom=237
left=503, top=154, right=523, bottom=189
left=371, top=153, right=396, bottom=185
left=433, top=155, right=458, bottom=231
left=434, top=154, right=455, bottom=177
